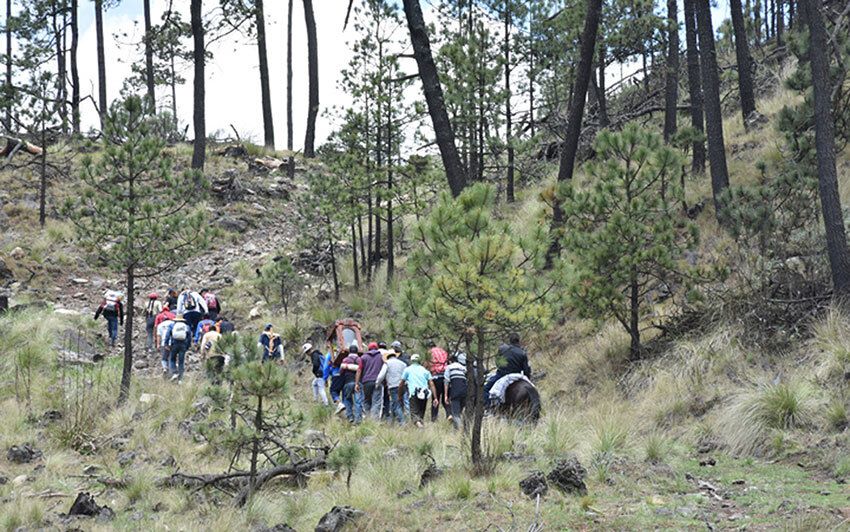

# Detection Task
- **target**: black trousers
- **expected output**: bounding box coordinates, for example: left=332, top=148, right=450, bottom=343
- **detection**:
left=450, top=395, right=466, bottom=425
left=410, top=395, right=428, bottom=422
left=431, top=376, right=449, bottom=421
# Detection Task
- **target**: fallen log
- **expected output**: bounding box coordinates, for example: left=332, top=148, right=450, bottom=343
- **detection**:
left=1, top=136, right=43, bottom=160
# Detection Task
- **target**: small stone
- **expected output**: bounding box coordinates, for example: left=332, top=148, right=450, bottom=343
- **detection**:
left=7, top=444, right=42, bottom=464
left=117, top=451, right=136, bottom=467
left=70, top=278, right=89, bottom=285
left=731, top=479, right=745, bottom=485
left=547, top=456, right=587, bottom=495
left=383, top=448, right=400, bottom=460
left=160, top=455, right=176, bottom=468
left=699, top=457, right=716, bottom=467
left=12, top=474, right=27, bottom=486
left=519, top=470, right=548, bottom=498
left=10, top=247, right=24, bottom=260
left=139, top=393, right=160, bottom=404
left=315, top=506, right=365, bottom=532
left=0, top=476, right=7, bottom=485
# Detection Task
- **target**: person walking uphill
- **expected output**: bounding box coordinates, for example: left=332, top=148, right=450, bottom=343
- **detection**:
left=427, top=341, right=449, bottom=422
left=340, top=344, right=364, bottom=424
left=144, top=293, right=162, bottom=352
left=165, top=314, right=191, bottom=383
left=94, top=290, right=124, bottom=347
left=399, top=354, right=438, bottom=428
left=385, top=349, right=407, bottom=424
left=444, top=352, right=468, bottom=430
left=304, top=343, right=329, bottom=406
left=259, top=324, right=284, bottom=363
left=177, top=288, right=207, bottom=336
left=200, top=288, right=222, bottom=321
left=358, top=342, right=386, bottom=419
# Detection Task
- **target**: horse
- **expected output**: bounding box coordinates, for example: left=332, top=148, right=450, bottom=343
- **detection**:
left=497, top=379, right=541, bottom=423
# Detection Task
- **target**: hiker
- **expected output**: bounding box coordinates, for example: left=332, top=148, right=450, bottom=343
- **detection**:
left=399, top=354, right=438, bottom=427
left=94, top=290, right=124, bottom=347
left=165, top=288, right=179, bottom=310
left=325, top=348, right=344, bottom=410
left=304, top=343, right=329, bottom=406
left=427, top=341, right=449, bottom=422
left=444, top=352, right=468, bottom=430
left=156, top=315, right=175, bottom=376
left=340, top=344, right=364, bottom=424
left=384, top=348, right=407, bottom=424
left=200, top=288, right=222, bottom=321
left=358, top=342, right=386, bottom=419
left=153, top=304, right=175, bottom=347
left=259, top=324, right=284, bottom=363
left=199, top=324, right=221, bottom=360
left=144, top=293, right=162, bottom=352
left=194, top=313, right=216, bottom=345
left=217, top=316, right=235, bottom=335
left=177, top=288, right=207, bottom=335
left=484, top=332, right=532, bottom=404
left=391, top=340, right=410, bottom=415
left=165, top=314, right=191, bottom=382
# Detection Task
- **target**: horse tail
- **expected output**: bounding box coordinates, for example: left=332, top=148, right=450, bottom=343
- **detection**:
left=525, top=383, right=541, bottom=423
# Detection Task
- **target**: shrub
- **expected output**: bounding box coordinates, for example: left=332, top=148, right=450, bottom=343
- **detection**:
left=643, top=434, right=667, bottom=463
left=826, top=400, right=848, bottom=431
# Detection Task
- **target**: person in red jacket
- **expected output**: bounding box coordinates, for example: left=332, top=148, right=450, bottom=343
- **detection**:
left=94, top=291, right=124, bottom=347
left=427, top=341, right=450, bottom=422
left=153, top=305, right=176, bottom=347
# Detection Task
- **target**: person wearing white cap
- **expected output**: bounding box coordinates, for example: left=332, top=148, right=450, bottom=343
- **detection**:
left=398, top=354, right=438, bottom=427
left=304, top=342, right=328, bottom=406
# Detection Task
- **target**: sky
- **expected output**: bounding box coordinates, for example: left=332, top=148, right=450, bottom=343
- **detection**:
left=15, top=0, right=731, bottom=152
left=74, top=0, right=359, bottom=149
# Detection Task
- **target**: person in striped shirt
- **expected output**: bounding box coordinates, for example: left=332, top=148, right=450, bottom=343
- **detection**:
left=443, top=352, right=468, bottom=430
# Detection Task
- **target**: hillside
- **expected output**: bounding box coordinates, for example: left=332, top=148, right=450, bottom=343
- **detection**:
left=2, top=42, right=850, bottom=532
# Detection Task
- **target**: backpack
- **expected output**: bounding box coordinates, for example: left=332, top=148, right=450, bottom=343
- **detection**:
left=184, top=294, right=197, bottom=311
left=172, top=322, right=189, bottom=342
left=204, top=292, right=219, bottom=310
left=104, top=291, right=120, bottom=312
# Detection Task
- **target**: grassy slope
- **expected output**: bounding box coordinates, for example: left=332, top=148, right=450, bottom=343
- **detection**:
left=1, top=65, right=850, bottom=531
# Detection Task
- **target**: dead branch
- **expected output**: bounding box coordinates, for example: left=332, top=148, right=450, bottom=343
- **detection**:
left=233, top=457, right=326, bottom=507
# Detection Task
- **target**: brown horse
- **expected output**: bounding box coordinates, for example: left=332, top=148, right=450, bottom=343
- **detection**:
left=497, top=379, right=541, bottom=423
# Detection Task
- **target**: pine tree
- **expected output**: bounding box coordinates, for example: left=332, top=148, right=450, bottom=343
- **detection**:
left=730, top=0, right=757, bottom=124
left=191, top=0, right=205, bottom=169
left=303, top=0, right=318, bottom=157
left=64, top=96, right=213, bottom=403
left=663, top=0, right=679, bottom=142
left=561, top=124, right=702, bottom=359
left=682, top=0, right=705, bottom=173
left=401, top=183, right=551, bottom=471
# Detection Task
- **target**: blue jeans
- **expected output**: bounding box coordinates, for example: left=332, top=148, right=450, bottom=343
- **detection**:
left=342, top=382, right=363, bottom=423
left=161, top=346, right=170, bottom=370
left=388, top=387, right=405, bottom=424
left=170, top=340, right=190, bottom=380
left=105, top=315, right=119, bottom=346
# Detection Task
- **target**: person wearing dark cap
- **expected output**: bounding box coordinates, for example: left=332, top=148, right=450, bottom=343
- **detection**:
left=259, top=324, right=284, bottom=363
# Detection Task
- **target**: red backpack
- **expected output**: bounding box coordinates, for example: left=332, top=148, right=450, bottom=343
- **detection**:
left=204, top=292, right=219, bottom=310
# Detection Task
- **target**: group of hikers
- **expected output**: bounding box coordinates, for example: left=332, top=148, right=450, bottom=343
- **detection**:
left=304, top=333, right=532, bottom=428
left=93, top=289, right=533, bottom=423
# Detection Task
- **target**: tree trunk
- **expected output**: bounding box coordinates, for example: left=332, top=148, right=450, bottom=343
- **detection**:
left=755, top=0, right=762, bottom=43
left=303, top=0, right=318, bottom=158
left=39, top=123, right=47, bottom=227
left=629, top=273, right=640, bottom=360
left=402, top=0, right=467, bottom=197
left=143, top=0, right=156, bottom=111
left=248, top=394, right=262, bottom=501
left=801, top=0, right=850, bottom=296
left=683, top=0, right=705, bottom=173
left=327, top=218, right=339, bottom=299
left=351, top=223, right=359, bottom=289
left=286, top=0, right=293, bottom=151
left=118, top=265, right=135, bottom=404
left=170, top=54, right=177, bottom=129
left=547, top=0, right=602, bottom=263
left=694, top=0, right=729, bottom=215
left=470, top=329, right=486, bottom=471
left=53, top=2, right=68, bottom=133
left=505, top=0, right=514, bottom=202
left=386, top=98, right=394, bottom=283
left=256, top=0, right=274, bottom=149
left=94, top=0, right=107, bottom=128
left=191, top=0, right=205, bottom=169
left=730, top=0, right=757, bottom=123
left=528, top=34, right=535, bottom=137
left=596, top=44, right=610, bottom=128
left=4, top=0, right=10, bottom=132
left=663, top=0, right=679, bottom=142
left=776, top=0, right=784, bottom=46
left=70, top=0, right=80, bottom=134
left=358, top=215, right=366, bottom=278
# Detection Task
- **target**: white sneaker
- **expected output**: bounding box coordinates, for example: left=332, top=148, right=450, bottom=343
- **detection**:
left=170, top=374, right=178, bottom=382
